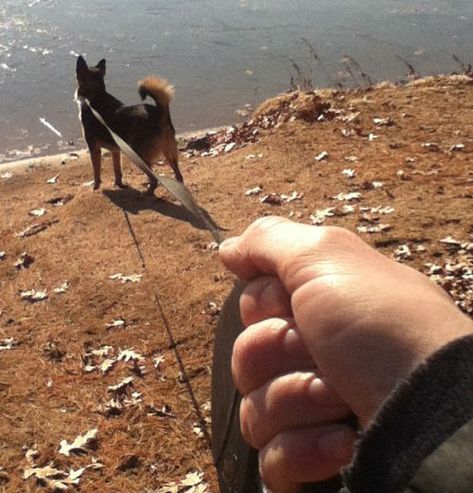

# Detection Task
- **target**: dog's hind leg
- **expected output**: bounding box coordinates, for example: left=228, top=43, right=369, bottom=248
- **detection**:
left=90, top=146, right=102, bottom=190
left=165, top=142, right=184, bottom=183
left=112, top=149, right=126, bottom=188
left=140, top=161, right=158, bottom=195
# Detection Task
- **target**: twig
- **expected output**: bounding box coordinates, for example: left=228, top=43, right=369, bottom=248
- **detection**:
left=396, top=55, right=420, bottom=80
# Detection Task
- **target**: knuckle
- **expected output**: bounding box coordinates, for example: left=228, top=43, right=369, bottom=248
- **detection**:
left=318, top=224, right=358, bottom=248
left=247, top=215, right=288, bottom=237
left=239, top=397, right=259, bottom=447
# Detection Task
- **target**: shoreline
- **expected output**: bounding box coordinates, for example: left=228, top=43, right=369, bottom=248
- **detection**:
left=0, top=125, right=230, bottom=174
left=2, top=72, right=472, bottom=175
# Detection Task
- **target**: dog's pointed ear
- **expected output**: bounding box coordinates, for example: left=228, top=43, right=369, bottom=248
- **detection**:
left=76, top=55, right=88, bottom=75
left=96, top=59, right=106, bottom=76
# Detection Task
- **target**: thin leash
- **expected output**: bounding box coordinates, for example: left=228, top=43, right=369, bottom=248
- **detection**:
left=122, top=208, right=212, bottom=448
left=85, top=97, right=223, bottom=476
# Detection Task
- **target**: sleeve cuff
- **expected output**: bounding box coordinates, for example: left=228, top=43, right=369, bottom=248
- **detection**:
left=341, top=333, right=473, bottom=493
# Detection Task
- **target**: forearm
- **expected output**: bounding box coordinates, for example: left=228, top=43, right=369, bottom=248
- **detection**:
left=342, top=334, right=473, bottom=493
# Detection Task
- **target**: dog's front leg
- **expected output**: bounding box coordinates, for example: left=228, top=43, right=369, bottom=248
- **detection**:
left=112, top=150, right=126, bottom=188
left=90, top=146, right=102, bottom=190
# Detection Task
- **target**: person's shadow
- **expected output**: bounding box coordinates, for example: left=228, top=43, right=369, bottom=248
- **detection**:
left=102, top=186, right=225, bottom=236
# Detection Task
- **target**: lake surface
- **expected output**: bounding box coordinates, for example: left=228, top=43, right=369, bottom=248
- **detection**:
left=2, top=0, right=473, bottom=162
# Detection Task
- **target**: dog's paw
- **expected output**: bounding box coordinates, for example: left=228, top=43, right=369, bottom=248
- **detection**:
left=115, top=182, right=128, bottom=189
left=93, top=182, right=101, bottom=190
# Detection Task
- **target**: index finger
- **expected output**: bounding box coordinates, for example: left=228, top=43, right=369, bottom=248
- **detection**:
left=219, top=216, right=354, bottom=294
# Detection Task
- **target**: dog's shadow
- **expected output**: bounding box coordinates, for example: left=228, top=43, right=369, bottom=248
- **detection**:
left=103, top=186, right=222, bottom=234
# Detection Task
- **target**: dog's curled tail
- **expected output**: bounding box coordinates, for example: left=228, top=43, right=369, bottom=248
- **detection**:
left=138, top=77, right=174, bottom=108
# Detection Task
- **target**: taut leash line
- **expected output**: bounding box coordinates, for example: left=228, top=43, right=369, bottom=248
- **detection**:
left=121, top=208, right=212, bottom=449
left=84, top=98, right=224, bottom=245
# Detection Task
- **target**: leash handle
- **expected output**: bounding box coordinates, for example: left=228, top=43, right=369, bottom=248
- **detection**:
left=211, top=281, right=346, bottom=493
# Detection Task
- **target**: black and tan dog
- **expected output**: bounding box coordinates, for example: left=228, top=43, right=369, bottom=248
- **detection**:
left=75, top=56, right=183, bottom=193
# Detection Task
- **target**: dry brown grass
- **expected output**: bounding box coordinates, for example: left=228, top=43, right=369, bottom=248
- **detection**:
left=0, top=74, right=472, bottom=492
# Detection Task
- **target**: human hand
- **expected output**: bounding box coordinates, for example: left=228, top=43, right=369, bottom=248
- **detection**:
left=219, top=216, right=473, bottom=492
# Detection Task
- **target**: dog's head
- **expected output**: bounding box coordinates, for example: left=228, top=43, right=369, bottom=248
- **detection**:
left=76, top=56, right=106, bottom=98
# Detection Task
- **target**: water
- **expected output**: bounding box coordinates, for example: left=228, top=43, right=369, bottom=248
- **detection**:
left=1, top=0, right=473, bottom=162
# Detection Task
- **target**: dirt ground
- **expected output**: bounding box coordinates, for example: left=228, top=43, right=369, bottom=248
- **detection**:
left=0, top=74, right=472, bottom=493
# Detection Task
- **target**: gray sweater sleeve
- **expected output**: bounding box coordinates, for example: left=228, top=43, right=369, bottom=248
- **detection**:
left=341, top=334, right=473, bottom=493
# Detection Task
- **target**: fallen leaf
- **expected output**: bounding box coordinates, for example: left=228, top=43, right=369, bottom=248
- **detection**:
left=29, top=208, right=46, bottom=217
left=25, top=446, right=39, bottom=465
left=155, top=484, right=179, bottom=493
left=394, top=244, right=412, bottom=261
left=281, top=191, right=304, bottom=203
left=331, top=192, right=362, bottom=202
left=342, top=168, right=356, bottom=178
left=224, top=142, right=236, bottom=153
left=24, top=461, right=102, bottom=490
left=58, top=429, right=98, bottom=457
left=337, top=205, right=354, bottom=216
left=108, top=377, right=134, bottom=394
left=373, top=117, right=393, bottom=126
left=440, top=236, right=462, bottom=248
left=181, top=471, right=205, bottom=487
left=245, top=153, right=263, bottom=160
left=0, top=251, right=5, bottom=260
left=341, top=128, right=354, bottom=138
left=20, top=289, right=48, bottom=302
left=315, top=151, right=329, bottom=161
left=88, top=346, right=113, bottom=357
left=357, top=223, right=392, bottom=234
left=14, top=252, right=34, bottom=269
left=105, top=318, right=126, bottom=329
left=117, top=349, right=145, bottom=362
left=53, top=281, right=69, bottom=294
left=98, top=359, right=116, bottom=374
left=368, top=133, right=378, bottom=141
left=421, top=142, right=440, bottom=152
left=17, top=219, right=59, bottom=238
left=360, top=205, right=395, bottom=215
left=46, top=195, right=73, bottom=207
left=192, top=423, right=205, bottom=438
left=396, top=169, right=407, bottom=179
left=205, top=302, right=221, bottom=317
left=245, top=186, right=263, bottom=196
left=153, top=354, right=165, bottom=369
left=47, top=175, right=59, bottom=184
left=310, top=207, right=335, bottom=225
left=146, top=404, right=174, bottom=418
left=0, top=337, right=19, bottom=351
left=449, top=143, right=465, bottom=152
left=109, top=273, right=143, bottom=283
left=24, top=464, right=67, bottom=481
left=260, top=193, right=282, bottom=205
